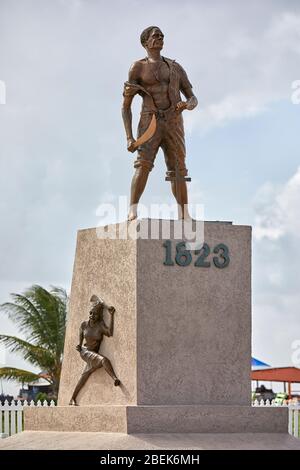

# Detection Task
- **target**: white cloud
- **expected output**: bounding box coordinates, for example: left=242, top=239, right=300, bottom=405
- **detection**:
left=267, top=11, right=300, bottom=54
left=252, top=167, right=300, bottom=365
left=187, top=92, right=268, bottom=133
left=253, top=167, right=300, bottom=240
left=187, top=7, right=300, bottom=132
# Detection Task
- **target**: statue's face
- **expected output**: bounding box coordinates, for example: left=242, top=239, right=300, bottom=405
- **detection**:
left=89, top=305, right=102, bottom=322
left=146, top=28, right=164, bottom=51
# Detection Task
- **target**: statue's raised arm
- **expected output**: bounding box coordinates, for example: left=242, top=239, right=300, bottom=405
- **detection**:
left=69, top=295, right=120, bottom=406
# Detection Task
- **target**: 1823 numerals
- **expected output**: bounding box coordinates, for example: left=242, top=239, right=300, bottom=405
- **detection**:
left=163, top=240, right=230, bottom=268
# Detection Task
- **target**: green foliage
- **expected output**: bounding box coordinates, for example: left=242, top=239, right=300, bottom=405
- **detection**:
left=35, top=392, right=49, bottom=403
left=0, top=366, right=41, bottom=383
left=0, top=285, right=67, bottom=396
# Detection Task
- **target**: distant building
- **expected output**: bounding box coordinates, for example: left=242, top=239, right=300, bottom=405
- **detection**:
left=0, top=393, right=14, bottom=404
left=18, top=376, right=53, bottom=401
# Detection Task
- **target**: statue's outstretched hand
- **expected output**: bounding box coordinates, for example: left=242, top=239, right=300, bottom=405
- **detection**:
left=108, top=306, right=115, bottom=315
left=76, top=345, right=82, bottom=352
left=127, top=138, right=136, bottom=153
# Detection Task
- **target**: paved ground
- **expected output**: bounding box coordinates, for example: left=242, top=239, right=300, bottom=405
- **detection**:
left=0, top=432, right=300, bottom=450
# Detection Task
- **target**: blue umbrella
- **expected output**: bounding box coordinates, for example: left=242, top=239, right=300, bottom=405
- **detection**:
left=251, top=357, right=270, bottom=367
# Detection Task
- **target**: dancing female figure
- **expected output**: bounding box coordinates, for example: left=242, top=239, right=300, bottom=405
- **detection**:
left=69, top=295, right=120, bottom=406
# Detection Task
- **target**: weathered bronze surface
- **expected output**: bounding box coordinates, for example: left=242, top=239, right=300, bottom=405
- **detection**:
left=69, top=295, right=120, bottom=406
left=122, top=26, right=198, bottom=221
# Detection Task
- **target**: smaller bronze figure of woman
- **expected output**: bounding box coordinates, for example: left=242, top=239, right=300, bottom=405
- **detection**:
left=69, top=295, right=120, bottom=406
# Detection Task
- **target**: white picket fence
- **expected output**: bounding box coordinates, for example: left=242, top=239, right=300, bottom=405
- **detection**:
left=252, top=399, right=300, bottom=438
left=1, top=399, right=299, bottom=438
left=252, top=398, right=289, bottom=407
left=0, top=400, right=55, bottom=438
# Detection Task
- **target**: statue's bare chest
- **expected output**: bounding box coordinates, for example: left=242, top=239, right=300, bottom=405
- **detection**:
left=140, top=61, right=170, bottom=87
left=83, top=323, right=102, bottom=341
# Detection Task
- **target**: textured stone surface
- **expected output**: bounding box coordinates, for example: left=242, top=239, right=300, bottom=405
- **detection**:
left=1, top=431, right=300, bottom=450
left=24, top=404, right=288, bottom=434
left=58, top=220, right=251, bottom=408
left=25, top=405, right=127, bottom=433
left=136, top=221, right=251, bottom=405
left=23, top=220, right=292, bottom=440
left=58, top=229, right=137, bottom=406
left=127, top=405, right=288, bottom=433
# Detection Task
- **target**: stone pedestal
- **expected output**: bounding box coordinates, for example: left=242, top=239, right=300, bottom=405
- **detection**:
left=25, top=220, right=288, bottom=433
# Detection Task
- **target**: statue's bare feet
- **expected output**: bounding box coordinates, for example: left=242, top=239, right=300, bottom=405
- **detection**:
left=177, top=205, right=192, bottom=220
left=69, top=398, right=78, bottom=406
left=179, top=214, right=192, bottom=221
left=127, top=211, right=137, bottom=221
left=114, top=379, right=121, bottom=386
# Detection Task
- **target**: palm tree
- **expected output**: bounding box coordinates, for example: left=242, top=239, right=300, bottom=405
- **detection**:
left=0, top=285, right=67, bottom=398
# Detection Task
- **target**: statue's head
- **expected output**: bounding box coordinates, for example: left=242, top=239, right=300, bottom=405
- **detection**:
left=140, top=26, right=164, bottom=51
left=89, top=295, right=104, bottom=322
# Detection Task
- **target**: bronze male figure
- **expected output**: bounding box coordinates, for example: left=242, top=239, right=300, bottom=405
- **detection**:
left=122, top=26, right=198, bottom=220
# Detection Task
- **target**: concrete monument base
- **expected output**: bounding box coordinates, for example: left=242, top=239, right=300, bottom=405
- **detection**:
left=24, top=220, right=290, bottom=437
left=57, top=220, right=252, bottom=408
left=25, top=405, right=288, bottom=434
left=1, top=431, right=300, bottom=450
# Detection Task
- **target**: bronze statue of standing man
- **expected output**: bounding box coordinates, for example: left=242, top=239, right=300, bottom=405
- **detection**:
left=122, top=26, right=198, bottom=221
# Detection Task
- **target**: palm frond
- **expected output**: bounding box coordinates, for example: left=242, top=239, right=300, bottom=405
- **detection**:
left=0, top=285, right=67, bottom=353
left=0, top=367, right=43, bottom=384
left=0, top=284, right=68, bottom=395
left=0, top=296, right=51, bottom=347
left=24, top=285, right=67, bottom=352
left=50, top=286, right=68, bottom=305
left=0, top=335, right=55, bottom=370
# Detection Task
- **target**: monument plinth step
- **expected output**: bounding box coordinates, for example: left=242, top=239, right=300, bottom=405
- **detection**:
left=25, top=404, right=288, bottom=434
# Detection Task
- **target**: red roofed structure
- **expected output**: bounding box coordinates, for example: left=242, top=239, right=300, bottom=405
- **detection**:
left=251, top=367, right=300, bottom=398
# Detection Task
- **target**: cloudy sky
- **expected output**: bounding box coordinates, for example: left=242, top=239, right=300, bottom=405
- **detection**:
left=0, top=0, right=300, bottom=394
